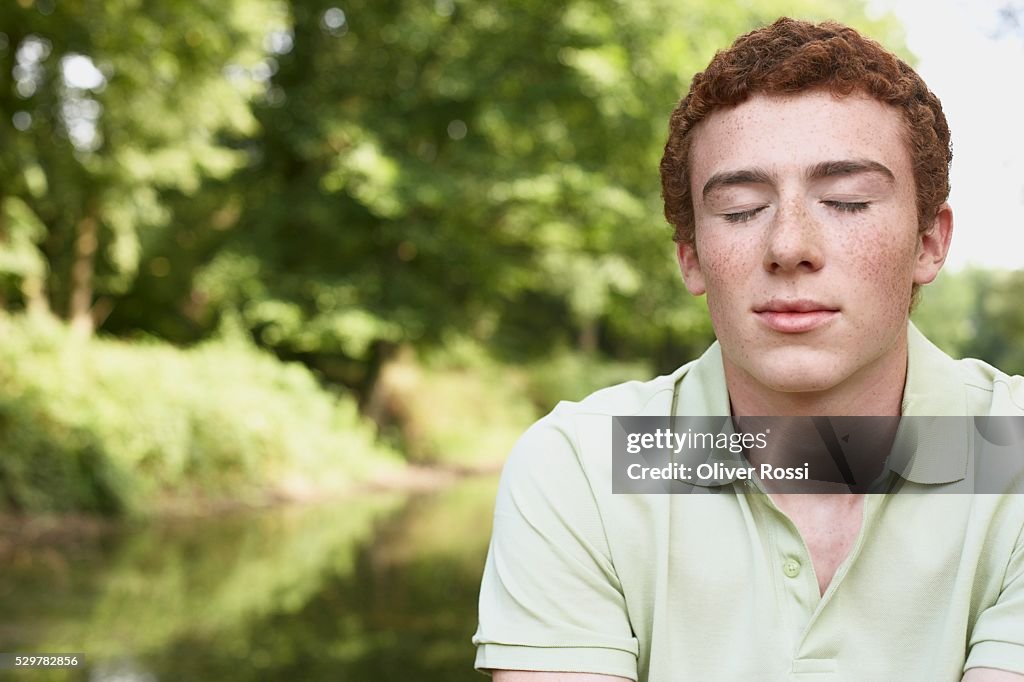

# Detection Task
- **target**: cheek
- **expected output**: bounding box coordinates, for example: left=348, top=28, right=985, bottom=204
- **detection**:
left=699, top=239, right=752, bottom=295
left=837, top=221, right=918, bottom=312
left=698, top=241, right=754, bottom=325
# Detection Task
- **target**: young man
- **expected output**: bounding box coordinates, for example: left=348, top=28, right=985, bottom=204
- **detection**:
left=473, top=17, right=1024, bottom=682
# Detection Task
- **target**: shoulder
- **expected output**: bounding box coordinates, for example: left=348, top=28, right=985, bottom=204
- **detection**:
left=906, top=324, right=1024, bottom=416
left=505, top=363, right=690, bottom=461
left=523, top=360, right=698, bottom=462
left=550, top=366, right=686, bottom=420
left=957, top=356, right=1024, bottom=415
left=495, top=364, right=693, bottom=512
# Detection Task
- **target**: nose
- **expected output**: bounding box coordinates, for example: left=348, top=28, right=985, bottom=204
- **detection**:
left=763, top=199, right=824, bottom=274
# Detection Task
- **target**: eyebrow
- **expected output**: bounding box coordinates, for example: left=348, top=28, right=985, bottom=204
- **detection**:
left=701, top=159, right=896, bottom=199
left=701, top=167, right=773, bottom=199
left=807, top=159, right=895, bottom=183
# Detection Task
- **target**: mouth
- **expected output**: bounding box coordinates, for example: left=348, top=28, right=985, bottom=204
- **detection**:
left=753, top=300, right=839, bottom=333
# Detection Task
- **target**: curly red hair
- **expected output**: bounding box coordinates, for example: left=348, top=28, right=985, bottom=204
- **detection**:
left=660, top=17, right=952, bottom=246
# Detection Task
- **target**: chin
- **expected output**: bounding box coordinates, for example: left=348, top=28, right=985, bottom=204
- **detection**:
left=758, top=371, right=843, bottom=394
left=747, top=351, right=847, bottom=394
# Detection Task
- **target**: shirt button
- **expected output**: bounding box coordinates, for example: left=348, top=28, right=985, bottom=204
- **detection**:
left=783, top=558, right=801, bottom=578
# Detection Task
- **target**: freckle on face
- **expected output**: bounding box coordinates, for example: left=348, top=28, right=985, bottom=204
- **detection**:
left=684, top=91, right=921, bottom=397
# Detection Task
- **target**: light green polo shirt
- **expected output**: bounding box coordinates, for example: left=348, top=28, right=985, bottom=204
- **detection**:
left=473, top=324, right=1024, bottom=680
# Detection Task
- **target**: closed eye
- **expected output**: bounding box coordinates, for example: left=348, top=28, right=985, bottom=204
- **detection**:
left=823, top=200, right=870, bottom=213
left=722, top=206, right=767, bottom=223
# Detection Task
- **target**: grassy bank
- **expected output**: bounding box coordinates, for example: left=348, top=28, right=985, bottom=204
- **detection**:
left=0, top=313, right=400, bottom=516
left=0, top=313, right=654, bottom=518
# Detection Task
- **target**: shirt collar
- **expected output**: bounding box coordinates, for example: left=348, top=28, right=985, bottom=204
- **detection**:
left=672, top=322, right=969, bottom=487
left=901, top=321, right=969, bottom=416
left=892, top=322, right=971, bottom=484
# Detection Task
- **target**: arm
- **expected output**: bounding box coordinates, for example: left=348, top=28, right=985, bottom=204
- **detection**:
left=494, top=672, right=632, bottom=682
left=473, top=417, right=638, bottom=680
left=963, top=669, right=1024, bottom=681
left=962, top=502, right=1024, bottom=680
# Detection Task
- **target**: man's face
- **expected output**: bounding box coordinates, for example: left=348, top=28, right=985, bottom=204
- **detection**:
left=679, top=91, right=948, bottom=397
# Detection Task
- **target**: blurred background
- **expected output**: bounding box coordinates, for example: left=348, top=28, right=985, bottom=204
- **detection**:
left=1, top=0, right=1021, bottom=680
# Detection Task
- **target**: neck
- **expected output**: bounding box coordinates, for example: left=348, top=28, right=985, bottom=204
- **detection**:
left=725, top=332, right=909, bottom=418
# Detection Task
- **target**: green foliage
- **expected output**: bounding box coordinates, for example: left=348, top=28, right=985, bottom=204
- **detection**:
left=969, top=270, right=1024, bottom=375
left=911, top=269, right=980, bottom=358
left=0, top=0, right=278, bottom=315
left=523, top=349, right=653, bottom=413
left=1, top=0, right=914, bottom=379
left=0, top=313, right=399, bottom=515
left=370, top=342, right=538, bottom=467
left=147, top=0, right=906, bottom=376
left=369, top=339, right=657, bottom=466
left=913, top=268, right=1024, bottom=376
left=6, top=0, right=999, bottom=518
left=0, top=196, right=48, bottom=298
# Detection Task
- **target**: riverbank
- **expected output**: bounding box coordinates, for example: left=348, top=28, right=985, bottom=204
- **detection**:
left=1, top=311, right=646, bottom=520
left=0, top=458, right=504, bottom=558
left=0, top=313, right=402, bottom=517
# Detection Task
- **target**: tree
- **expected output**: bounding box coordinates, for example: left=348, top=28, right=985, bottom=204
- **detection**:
left=4, top=0, right=908, bottom=388
left=0, top=0, right=279, bottom=336
left=183, top=0, right=906, bottom=391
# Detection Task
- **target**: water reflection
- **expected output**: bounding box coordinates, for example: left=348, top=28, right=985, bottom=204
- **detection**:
left=0, top=475, right=499, bottom=681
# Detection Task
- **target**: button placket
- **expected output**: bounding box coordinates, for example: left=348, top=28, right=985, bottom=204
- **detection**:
left=748, top=491, right=820, bottom=654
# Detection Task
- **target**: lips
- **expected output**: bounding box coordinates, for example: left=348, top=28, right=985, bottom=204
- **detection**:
left=753, top=299, right=839, bottom=333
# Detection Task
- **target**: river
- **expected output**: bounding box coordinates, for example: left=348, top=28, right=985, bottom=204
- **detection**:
left=0, top=475, right=499, bottom=681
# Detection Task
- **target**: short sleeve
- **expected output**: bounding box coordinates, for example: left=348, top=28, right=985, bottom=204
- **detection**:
left=472, top=413, right=639, bottom=679
left=965, top=519, right=1024, bottom=675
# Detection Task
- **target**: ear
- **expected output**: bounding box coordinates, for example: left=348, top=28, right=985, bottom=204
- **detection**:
left=913, top=203, right=953, bottom=286
left=676, top=241, right=707, bottom=295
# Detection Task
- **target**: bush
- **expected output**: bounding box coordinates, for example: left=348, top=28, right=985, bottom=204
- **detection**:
left=368, top=342, right=538, bottom=468
left=369, top=340, right=652, bottom=468
left=0, top=313, right=399, bottom=516
left=524, top=350, right=653, bottom=414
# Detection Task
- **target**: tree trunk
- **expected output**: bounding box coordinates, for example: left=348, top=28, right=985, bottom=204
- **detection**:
left=578, top=318, right=599, bottom=354
left=69, top=207, right=99, bottom=338
left=361, top=339, right=402, bottom=420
